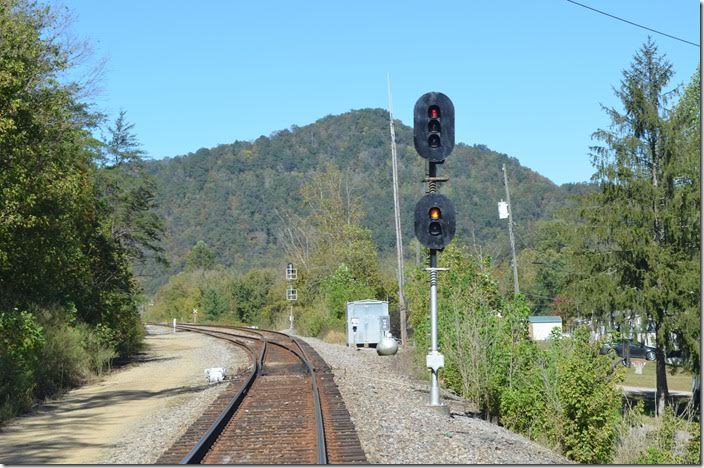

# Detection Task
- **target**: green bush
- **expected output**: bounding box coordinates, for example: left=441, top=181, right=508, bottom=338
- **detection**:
left=407, top=247, right=494, bottom=409
left=0, top=306, right=129, bottom=422
left=80, top=322, right=118, bottom=376
left=556, top=328, right=624, bottom=463
left=297, top=304, right=330, bottom=337
left=34, top=319, right=91, bottom=399
left=500, top=328, right=624, bottom=463
left=0, top=310, right=44, bottom=420
left=685, top=422, right=701, bottom=464
left=201, top=288, right=228, bottom=321
left=99, top=290, right=144, bottom=358
left=499, top=342, right=558, bottom=443
left=630, top=407, right=701, bottom=464
left=320, top=263, right=375, bottom=319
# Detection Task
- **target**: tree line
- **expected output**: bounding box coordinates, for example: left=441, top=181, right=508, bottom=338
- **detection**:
left=0, top=0, right=164, bottom=421
left=137, top=106, right=589, bottom=294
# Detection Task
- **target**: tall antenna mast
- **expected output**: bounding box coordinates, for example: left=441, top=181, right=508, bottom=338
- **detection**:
left=387, top=74, right=407, bottom=348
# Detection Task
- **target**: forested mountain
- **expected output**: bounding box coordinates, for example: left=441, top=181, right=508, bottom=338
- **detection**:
left=140, top=108, right=592, bottom=293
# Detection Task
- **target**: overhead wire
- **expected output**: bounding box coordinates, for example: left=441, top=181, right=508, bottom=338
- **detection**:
left=565, top=0, right=699, bottom=48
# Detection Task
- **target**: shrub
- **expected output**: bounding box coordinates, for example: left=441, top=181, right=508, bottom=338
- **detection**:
left=500, top=327, right=624, bottom=463
left=628, top=407, right=701, bottom=464
left=34, top=319, right=91, bottom=399
left=297, top=304, right=330, bottom=337
left=499, top=342, right=559, bottom=443
left=320, top=263, right=375, bottom=319
left=0, top=305, right=131, bottom=422
left=556, top=327, right=624, bottom=463
left=407, top=245, right=506, bottom=418
left=0, top=310, right=44, bottom=420
left=80, top=323, right=118, bottom=375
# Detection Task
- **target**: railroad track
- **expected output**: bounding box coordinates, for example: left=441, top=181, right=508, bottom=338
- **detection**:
left=155, top=324, right=367, bottom=464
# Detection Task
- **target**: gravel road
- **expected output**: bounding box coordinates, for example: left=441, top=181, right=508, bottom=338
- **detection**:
left=299, top=336, right=570, bottom=464
left=0, top=325, right=247, bottom=465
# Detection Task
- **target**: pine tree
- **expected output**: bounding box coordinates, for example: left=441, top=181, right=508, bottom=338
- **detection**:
left=570, top=39, right=698, bottom=415
left=97, top=111, right=166, bottom=268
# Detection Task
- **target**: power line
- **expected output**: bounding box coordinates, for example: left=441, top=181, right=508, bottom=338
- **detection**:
left=565, top=0, right=699, bottom=48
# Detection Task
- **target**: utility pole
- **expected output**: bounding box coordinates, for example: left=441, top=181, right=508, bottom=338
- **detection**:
left=501, top=163, right=520, bottom=296
left=696, top=2, right=703, bottom=415
left=387, top=75, right=407, bottom=348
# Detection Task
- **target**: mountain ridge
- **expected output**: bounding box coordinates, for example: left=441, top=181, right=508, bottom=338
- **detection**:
left=140, top=108, right=593, bottom=293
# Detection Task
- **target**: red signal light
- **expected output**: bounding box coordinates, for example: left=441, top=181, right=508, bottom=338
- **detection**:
left=429, top=106, right=440, bottom=118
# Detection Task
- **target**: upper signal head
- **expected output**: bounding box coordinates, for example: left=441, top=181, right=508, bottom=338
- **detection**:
left=413, top=92, right=455, bottom=162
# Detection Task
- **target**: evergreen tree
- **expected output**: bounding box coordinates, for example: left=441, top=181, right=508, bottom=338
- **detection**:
left=201, top=288, right=228, bottom=320
left=569, top=39, right=698, bottom=414
left=97, top=111, right=166, bottom=268
left=667, top=68, right=701, bottom=407
left=186, top=240, right=215, bottom=271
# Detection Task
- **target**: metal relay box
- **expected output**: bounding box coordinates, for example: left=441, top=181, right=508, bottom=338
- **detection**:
left=346, top=300, right=390, bottom=347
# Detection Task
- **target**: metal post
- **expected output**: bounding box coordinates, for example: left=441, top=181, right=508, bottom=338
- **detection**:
left=425, top=161, right=448, bottom=414
left=429, top=250, right=440, bottom=406
left=172, top=318, right=176, bottom=333
left=286, top=263, right=297, bottom=332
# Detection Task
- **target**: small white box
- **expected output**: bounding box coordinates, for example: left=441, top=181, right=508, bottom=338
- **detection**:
left=204, top=367, right=226, bottom=383
left=426, top=352, right=445, bottom=371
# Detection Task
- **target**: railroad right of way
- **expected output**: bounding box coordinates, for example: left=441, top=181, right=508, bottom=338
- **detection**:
left=300, top=335, right=571, bottom=464
left=156, top=324, right=367, bottom=464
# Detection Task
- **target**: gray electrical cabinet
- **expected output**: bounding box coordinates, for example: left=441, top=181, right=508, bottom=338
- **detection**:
left=346, top=300, right=390, bottom=347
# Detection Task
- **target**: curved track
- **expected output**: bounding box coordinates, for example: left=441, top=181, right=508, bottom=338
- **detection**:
left=155, top=324, right=366, bottom=465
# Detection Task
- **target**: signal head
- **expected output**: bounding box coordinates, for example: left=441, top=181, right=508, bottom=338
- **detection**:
left=413, top=92, right=455, bottom=162
left=414, top=193, right=456, bottom=249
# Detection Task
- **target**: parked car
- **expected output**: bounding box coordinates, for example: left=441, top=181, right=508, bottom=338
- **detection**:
left=600, top=342, right=656, bottom=361
left=665, top=349, right=684, bottom=366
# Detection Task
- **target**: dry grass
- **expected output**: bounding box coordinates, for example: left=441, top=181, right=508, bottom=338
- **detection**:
left=320, top=329, right=346, bottom=345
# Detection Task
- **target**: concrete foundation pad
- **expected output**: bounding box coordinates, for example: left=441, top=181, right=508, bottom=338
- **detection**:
left=428, top=403, right=451, bottom=417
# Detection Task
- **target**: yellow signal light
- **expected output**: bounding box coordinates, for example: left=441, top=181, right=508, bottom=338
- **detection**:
left=429, top=207, right=441, bottom=220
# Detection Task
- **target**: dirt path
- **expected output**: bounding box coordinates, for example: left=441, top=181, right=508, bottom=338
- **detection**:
left=0, top=325, right=247, bottom=465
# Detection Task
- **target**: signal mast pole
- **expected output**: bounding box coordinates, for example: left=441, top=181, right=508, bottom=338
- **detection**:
left=387, top=75, right=407, bottom=348
left=286, top=263, right=297, bottom=330
left=412, top=92, right=456, bottom=415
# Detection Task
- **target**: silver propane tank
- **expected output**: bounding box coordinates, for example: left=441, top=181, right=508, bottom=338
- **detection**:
left=376, top=332, right=398, bottom=356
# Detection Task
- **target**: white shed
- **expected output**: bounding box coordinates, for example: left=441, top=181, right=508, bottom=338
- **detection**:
left=528, top=315, right=562, bottom=341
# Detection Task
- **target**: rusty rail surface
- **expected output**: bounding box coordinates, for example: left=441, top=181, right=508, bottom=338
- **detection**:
left=155, top=323, right=366, bottom=465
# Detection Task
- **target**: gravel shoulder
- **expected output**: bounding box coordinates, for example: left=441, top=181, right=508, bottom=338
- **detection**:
left=299, top=336, right=570, bottom=464
left=0, top=325, right=248, bottom=465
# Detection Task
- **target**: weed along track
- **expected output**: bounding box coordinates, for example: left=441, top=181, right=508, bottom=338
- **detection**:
left=156, top=324, right=366, bottom=465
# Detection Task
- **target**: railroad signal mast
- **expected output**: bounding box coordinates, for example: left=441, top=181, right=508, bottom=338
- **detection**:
left=286, top=262, right=297, bottom=330
left=413, top=92, right=456, bottom=414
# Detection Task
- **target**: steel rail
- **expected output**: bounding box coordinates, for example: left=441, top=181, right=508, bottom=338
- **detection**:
left=174, top=324, right=327, bottom=464
left=290, top=334, right=327, bottom=464
left=176, top=326, right=266, bottom=464
left=232, top=326, right=328, bottom=464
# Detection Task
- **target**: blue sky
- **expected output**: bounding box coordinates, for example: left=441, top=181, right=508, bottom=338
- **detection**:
left=60, top=0, right=699, bottom=185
